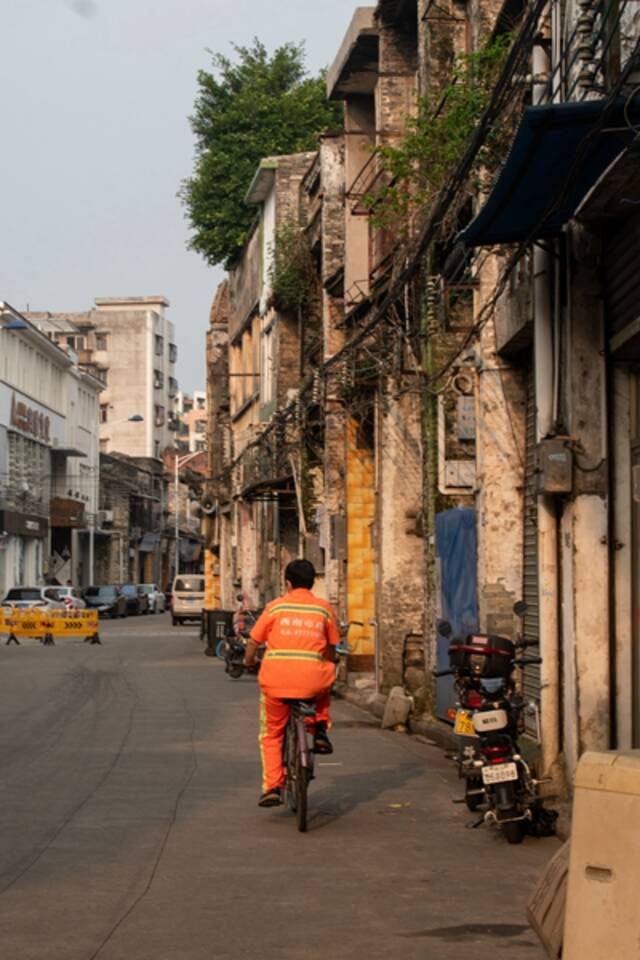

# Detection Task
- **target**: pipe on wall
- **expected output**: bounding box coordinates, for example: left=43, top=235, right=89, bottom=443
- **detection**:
left=533, top=34, right=562, bottom=782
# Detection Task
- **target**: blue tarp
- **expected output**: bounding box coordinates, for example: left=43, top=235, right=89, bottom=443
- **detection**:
left=435, top=508, right=478, bottom=721
left=461, top=97, right=640, bottom=248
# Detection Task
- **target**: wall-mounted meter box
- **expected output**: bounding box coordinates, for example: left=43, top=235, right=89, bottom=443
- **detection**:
left=536, top=438, right=573, bottom=494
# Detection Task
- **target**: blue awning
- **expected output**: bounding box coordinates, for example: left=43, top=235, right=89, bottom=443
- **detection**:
left=461, top=98, right=640, bottom=248
left=139, top=532, right=161, bottom=553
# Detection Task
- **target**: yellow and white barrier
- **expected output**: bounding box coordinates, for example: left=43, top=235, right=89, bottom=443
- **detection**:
left=0, top=607, right=100, bottom=645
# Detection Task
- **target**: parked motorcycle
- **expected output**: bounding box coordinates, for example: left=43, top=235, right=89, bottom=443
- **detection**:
left=435, top=604, right=556, bottom=843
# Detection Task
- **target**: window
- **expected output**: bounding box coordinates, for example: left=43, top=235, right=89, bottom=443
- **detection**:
left=95, top=332, right=108, bottom=351
left=154, top=404, right=165, bottom=427
left=261, top=324, right=274, bottom=405
left=169, top=342, right=177, bottom=363
left=196, top=440, right=205, bottom=452
left=100, top=404, right=109, bottom=424
left=195, top=420, right=206, bottom=434
left=154, top=369, right=164, bottom=390
left=155, top=335, right=164, bottom=357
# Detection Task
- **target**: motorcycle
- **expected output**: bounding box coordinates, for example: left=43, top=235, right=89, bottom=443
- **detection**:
left=224, top=611, right=264, bottom=679
left=435, top=604, right=556, bottom=844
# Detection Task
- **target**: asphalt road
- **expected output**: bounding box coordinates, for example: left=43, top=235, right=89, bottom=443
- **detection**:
left=0, top=613, right=556, bottom=960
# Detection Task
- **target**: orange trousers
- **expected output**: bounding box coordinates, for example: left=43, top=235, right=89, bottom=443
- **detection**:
left=259, top=691, right=331, bottom=792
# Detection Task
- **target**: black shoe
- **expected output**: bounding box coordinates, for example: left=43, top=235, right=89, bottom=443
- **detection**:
left=258, top=787, right=282, bottom=807
left=313, top=728, right=333, bottom=755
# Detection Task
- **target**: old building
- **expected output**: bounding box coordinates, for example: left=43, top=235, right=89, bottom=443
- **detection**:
left=0, top=302, right=102, bottom=592
left=203, top=0, right=640, bottom=801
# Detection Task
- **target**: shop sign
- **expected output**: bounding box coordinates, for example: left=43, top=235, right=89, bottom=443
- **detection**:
left=10, top=393, right=51, bottom=442
left=0, top=510, right=48, bottom=538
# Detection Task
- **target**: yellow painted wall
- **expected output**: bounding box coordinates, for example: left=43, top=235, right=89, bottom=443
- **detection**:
left=204, top=548, right=221, bottom=611
left=346, top=419, right=376, bottom=658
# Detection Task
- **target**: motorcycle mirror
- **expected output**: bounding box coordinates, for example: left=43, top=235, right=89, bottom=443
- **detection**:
left=438, top=620, right=452, bottom=637
left=513, top=600, right=528, bottom=617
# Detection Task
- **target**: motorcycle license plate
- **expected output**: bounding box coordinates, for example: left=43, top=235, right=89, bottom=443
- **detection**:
left=454, top=709, right=477, bottom=737
left=482, top=762, right=518, bottom=785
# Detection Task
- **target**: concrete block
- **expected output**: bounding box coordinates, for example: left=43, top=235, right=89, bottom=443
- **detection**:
left=381, top=685, right=412, bottom=729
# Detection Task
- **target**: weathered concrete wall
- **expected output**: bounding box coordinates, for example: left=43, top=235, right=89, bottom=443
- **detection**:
left=377, top=387, right=424, bottom=693
left=560, top=224, right=611, bottom=775
left=344, top=97, right=375, bottom=303
left=475, top=264, right=527, bottom=636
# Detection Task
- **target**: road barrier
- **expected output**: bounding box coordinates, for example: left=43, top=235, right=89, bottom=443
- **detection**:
left=0, top=608, right=101, bottom=645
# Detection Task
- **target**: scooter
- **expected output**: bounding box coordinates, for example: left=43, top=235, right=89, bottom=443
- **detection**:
left=224, top=634, right=264, bottom=679
left=435, top=605, right=556, bottom=843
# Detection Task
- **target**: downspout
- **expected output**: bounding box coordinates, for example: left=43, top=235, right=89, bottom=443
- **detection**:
left=533, top=34, right=562, bottom=784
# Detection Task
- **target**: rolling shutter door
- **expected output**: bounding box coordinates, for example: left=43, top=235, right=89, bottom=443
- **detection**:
left=523, top=363, right=541, bottom=736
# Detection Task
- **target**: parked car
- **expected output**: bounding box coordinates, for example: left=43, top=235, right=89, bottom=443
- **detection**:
left=84, top=585, right=128, bottom=619
left=121, top=583, right=150, bottom=616
left=1, top=586, right=65, bottom=609
left=171, top=574, right=205, bottom=625
left=56, top=586, right=87, bottom=610
left=140, top=583, right=165, bottom=613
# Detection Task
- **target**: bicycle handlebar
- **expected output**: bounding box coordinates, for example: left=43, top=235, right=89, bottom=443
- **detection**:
left=513, top=656, right=543, bottom=667
left=433, top=669, right=454, bottom=678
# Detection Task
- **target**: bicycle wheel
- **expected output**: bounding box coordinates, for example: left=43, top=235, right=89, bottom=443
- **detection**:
left=295, top=722, right=308, bottom=833
left=284, top=721, right=298, bottom=813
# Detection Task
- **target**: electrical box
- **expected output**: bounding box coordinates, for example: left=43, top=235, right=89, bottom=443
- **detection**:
left=456, top=396, right=476, bottom=440
left=536, top=438, right=573, bottom=494
left=563, top=751, right=640, bottom=960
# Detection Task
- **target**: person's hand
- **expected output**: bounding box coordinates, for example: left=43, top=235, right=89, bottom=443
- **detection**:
left=243, top=656, right=255, bottom=668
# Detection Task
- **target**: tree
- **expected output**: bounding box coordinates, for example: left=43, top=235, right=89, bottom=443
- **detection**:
left=180, top=40, right=340, bottom=268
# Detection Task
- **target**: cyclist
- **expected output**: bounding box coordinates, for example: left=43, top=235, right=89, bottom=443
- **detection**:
left=243, top=558, right=340, bottom=808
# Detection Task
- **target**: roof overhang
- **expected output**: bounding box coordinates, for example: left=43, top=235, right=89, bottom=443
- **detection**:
left=327, top=7, right=379, bottom=100
left=461, top=97, right=640, bottom=248
left=244, top=159, right=278, bottom=205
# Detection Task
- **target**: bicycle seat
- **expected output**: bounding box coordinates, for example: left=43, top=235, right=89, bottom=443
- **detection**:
left=282, top=697, right=316, bottom=717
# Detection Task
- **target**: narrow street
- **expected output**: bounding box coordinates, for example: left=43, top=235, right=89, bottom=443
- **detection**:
left=0, top=615, right=555, bottom=960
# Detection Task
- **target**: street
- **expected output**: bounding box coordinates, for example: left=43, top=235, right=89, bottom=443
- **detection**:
left=0, top=614, right=556, bottom=960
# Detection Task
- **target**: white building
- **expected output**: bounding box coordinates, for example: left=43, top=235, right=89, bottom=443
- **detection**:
left=175, top=390, right=207, bottom=454
left=0, top=303, right=102, bottom=593
left=28, top=296, right=178, bottom=460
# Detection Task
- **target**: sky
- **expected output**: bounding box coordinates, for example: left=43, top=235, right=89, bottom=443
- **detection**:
left=0, top=0, right=356, bottom=393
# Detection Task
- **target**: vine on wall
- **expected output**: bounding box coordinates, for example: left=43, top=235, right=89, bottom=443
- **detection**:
left=270, top=219, right=317, bottom=314
left=364, top=35, right=513, bottom=231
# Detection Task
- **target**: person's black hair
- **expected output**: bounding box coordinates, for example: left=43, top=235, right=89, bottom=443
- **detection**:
left=285, top=559, right=316, bottom=590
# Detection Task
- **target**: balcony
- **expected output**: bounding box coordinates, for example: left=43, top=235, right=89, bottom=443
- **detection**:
left=50, top=497, right=85, bottom=529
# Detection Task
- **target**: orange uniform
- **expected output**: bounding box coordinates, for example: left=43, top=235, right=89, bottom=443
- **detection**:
left=250, top=588, right=340, bottom=792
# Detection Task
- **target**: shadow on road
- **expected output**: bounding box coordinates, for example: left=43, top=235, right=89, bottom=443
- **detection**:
left=305, top=762, right=424, bottom=831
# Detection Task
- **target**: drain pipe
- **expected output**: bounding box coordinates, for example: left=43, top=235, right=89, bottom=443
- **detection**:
left=533, top=32, right=562, bottom=784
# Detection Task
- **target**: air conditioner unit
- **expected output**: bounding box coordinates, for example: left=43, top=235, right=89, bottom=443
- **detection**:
left=102, top=509, right=114, bottom=524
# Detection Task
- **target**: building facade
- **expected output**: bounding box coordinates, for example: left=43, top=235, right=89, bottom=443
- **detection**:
left=175, top=390, right=207, bottom=454
left=204, top=0, right=640, bottom=800
left=29, top=296, right=178, bottom=460
left=0, top=303, right=101, bottom=593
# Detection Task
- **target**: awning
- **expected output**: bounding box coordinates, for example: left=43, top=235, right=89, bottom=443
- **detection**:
left=461, top=97, right=640, bottom=248
left=139, top=532, right=161, bottom=553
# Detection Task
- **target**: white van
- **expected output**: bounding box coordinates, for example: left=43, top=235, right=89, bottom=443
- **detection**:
left=171, top=575, right=205, bottom=626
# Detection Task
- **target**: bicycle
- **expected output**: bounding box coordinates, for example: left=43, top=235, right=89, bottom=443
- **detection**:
left=282, top=698, right=317, bottom=833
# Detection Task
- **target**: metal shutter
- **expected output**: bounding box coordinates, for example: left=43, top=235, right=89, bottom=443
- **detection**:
left=522, top=363, right=541, bottom=736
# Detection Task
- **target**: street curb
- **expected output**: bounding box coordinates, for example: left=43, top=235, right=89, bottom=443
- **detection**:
left=333, top=682, right=458, bottom=751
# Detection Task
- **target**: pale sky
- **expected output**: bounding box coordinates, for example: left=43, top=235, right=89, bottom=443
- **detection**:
left=0, top=0, right=356, bottom=392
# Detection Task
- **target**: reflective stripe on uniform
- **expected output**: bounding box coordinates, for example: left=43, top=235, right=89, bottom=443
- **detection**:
left=267, top=603, right=331, bottom=620
left=264, top=649, right=324, bottom=662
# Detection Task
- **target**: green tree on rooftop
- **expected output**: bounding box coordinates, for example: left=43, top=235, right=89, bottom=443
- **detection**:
left=180, top=40, right=340, bottom=268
